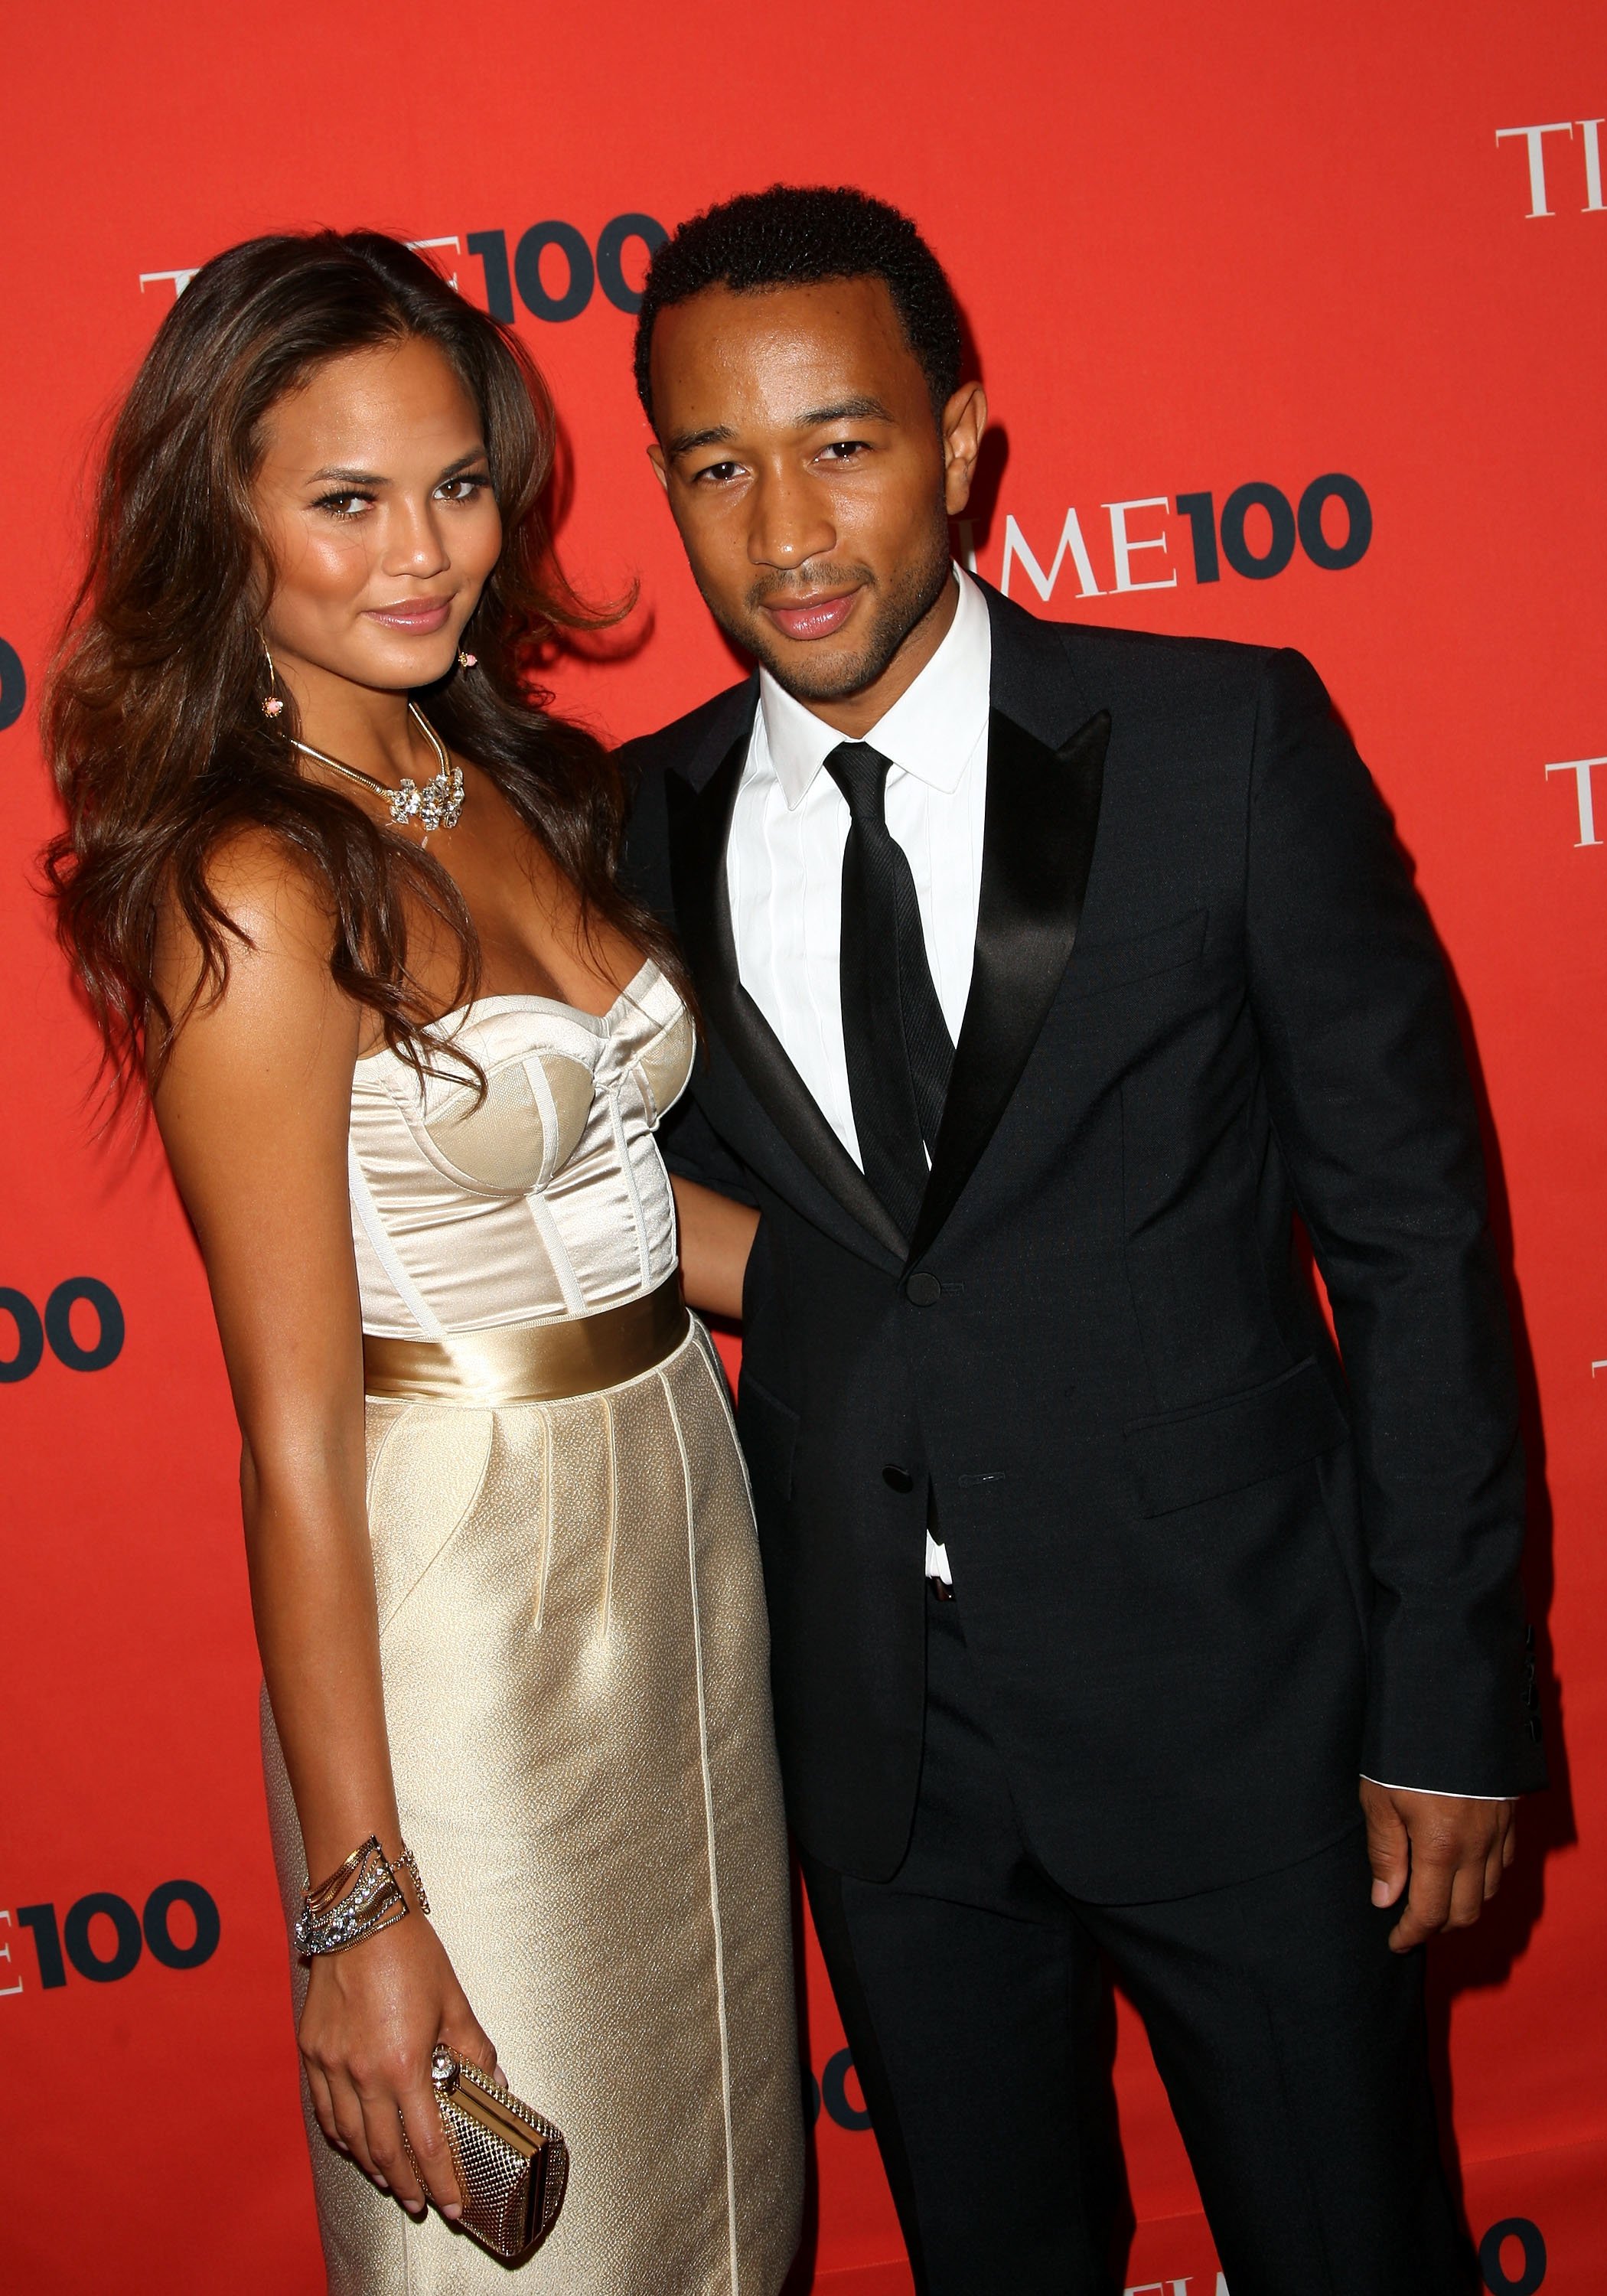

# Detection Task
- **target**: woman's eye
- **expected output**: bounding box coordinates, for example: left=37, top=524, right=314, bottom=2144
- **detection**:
left=438, top=474, right=491, bottom=502
left=315, top=491, right=373, bottom=520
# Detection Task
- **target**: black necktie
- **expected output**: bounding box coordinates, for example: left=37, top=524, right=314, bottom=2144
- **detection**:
left=823, top=741, right=955, bottom=1241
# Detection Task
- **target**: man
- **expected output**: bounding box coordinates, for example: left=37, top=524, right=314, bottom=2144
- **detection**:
left=621, top=186, right=1544, bottom=2294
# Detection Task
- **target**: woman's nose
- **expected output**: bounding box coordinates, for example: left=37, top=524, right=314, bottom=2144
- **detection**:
left=383, top=499, right=451, bottom=577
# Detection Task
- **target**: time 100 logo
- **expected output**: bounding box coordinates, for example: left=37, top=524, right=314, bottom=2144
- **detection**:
left=0, top=1278, right=123, bottom=1381
left=445, top=216, right=665, bottom=325
left=3, top=1882, right=220, bottom=1994
left=142, top=214, right=667, bottom=325
left=0, top=636, right=23, bottom=733
left=989, top=473, right=1372, bottom=605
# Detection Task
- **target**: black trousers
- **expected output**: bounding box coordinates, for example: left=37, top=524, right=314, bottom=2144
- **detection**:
left=800, top=1589, right=1475, bottom=2296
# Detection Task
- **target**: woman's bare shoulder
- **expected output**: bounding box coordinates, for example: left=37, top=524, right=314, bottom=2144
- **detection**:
left=155, top=825, right=337, bottom=992
left=150, top=827, right=358, bottom=1086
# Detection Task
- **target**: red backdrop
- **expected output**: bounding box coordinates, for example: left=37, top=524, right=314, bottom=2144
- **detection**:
left=2, top=6, right=1603, bottom=2291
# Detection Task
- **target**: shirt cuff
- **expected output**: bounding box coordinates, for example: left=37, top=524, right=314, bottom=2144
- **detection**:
left=1361, top=1776, right=1507, bottom=1801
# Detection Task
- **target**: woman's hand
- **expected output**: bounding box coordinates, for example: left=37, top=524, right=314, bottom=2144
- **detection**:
left=298, top=1904, right=499, bottom=2219
left=151, top=850, right=501, bottom=2220
left=149, top=846, right=496, bottom=2219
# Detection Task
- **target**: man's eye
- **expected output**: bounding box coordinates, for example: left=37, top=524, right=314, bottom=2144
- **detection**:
left=694, top=461, right=743, bottom=485
left=821, top=440, right=869, bottom=461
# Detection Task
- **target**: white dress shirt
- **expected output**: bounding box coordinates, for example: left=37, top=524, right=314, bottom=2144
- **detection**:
left=728, top=567, right=989, bottom=1583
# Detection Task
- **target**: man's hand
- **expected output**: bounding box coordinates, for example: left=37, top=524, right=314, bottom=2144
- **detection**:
left=1360, top=1780, right=1517, bottom=1953
left=672, top=1176, right=760, bottom=1321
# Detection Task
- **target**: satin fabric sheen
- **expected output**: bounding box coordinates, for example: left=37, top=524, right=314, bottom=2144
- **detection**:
left=344, top=970, right=695, bottom=1335
left=360, top=1274, right=689, bottom=1404
left=262, top=964, right=803, bottom=2291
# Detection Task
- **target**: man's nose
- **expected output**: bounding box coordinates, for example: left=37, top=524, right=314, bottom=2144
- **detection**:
left=747, top=466, right=835, bottom=572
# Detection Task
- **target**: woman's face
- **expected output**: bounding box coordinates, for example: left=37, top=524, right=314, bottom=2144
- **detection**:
left=253, top=335, right=503, bottom=696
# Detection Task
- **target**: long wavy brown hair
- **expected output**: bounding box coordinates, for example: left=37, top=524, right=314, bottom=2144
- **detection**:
left=45, top=228, right=683, bottom=1101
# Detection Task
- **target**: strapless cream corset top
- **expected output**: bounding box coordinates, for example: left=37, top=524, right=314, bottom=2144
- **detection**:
left=346, top=960, right=693, bottom=1340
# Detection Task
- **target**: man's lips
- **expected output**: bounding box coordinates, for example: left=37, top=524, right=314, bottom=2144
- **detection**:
left=364, top=598, right=454, bottom=634
left=761, top=589, right=861, bottom=642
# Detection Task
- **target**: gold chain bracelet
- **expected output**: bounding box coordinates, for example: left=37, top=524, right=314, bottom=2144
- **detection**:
left=294, top=1835, right=431, bottom=1958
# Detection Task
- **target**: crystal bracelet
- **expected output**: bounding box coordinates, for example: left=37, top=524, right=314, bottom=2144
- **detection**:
left=294, top=1835, right=431, bottom=1958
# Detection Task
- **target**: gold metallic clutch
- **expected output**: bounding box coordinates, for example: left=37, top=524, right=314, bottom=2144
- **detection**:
left=405, top=2043, right=569, bottom=2260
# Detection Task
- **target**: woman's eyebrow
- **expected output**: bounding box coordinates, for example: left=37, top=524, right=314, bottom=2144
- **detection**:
left=305, top=465, right=386, bottom=486
left=304, top=447, right=491, bottom=487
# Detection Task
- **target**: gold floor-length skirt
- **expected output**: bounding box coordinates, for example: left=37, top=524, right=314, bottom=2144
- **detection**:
left=262, top=1324, right=804, bottom=2294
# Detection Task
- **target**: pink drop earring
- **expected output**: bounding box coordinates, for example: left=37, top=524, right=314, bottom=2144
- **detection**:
left=261, top=638, right=285, bottom=718
left=457, top=648, right=478, bottom=670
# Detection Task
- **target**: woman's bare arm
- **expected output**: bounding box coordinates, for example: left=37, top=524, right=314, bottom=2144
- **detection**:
left=152, top=840, right=491, bottom=2219
left=673, top=1176, right=759, bottom=1321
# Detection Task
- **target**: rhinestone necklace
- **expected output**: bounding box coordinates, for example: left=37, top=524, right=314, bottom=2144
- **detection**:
left=292, top=703, right=465, bottom=837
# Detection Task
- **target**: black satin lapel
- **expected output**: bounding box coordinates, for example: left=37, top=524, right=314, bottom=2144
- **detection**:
left=667, top=739, right=908, bottom=1263
left=906, top=706, right=1109, bottom=1267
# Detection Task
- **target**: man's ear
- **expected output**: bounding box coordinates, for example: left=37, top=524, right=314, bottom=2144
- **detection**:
left=940, top=382, right=988, bottom=517
left=647, top=442, right=670, bottom=495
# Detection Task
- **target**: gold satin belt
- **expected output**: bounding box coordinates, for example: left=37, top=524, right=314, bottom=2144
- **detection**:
left=363, top=1278, right=690, bottom=1406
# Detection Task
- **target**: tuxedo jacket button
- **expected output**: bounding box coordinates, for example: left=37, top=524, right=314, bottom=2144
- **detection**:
left=905, top=1272, right=941, bottom=1306
left=882, top=1464, right=915, bottom=1493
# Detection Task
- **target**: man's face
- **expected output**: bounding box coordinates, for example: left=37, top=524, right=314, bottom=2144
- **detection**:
left=648, top=277, right=986, bottom=720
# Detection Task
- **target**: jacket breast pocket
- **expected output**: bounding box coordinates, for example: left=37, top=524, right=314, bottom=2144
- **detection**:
left=737, top=1371, right=799, bottom=1509
left=1123, top=1356, right=1348, bottom=1517
left=1064, top=908, right=1208, bottom=998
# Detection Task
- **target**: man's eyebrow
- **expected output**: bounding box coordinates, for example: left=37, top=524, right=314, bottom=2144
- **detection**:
left=665, top=424, right=737, bottom=459
left=664, top=397, right=896, bottom=462
left=794, top=396, right=895, bottom=428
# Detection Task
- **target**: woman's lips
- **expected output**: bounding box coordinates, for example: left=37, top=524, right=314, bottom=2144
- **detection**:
left=763, top=589, right=860, bottom=642
left=364, top=598, right=453, bottom=634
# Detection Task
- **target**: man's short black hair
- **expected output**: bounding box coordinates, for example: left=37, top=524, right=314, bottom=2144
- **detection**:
left=634, top=184, right=963, bottom=426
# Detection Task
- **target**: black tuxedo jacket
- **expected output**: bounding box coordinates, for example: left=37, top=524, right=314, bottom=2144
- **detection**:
left=621, top=582, right=1544, bottom=1901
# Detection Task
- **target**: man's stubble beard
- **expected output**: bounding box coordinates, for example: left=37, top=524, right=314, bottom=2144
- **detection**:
left=697, top=509, right=955, bottom=707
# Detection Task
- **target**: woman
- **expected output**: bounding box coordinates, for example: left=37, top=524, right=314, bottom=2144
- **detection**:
left=45, top=231, right=802, bottom=2293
